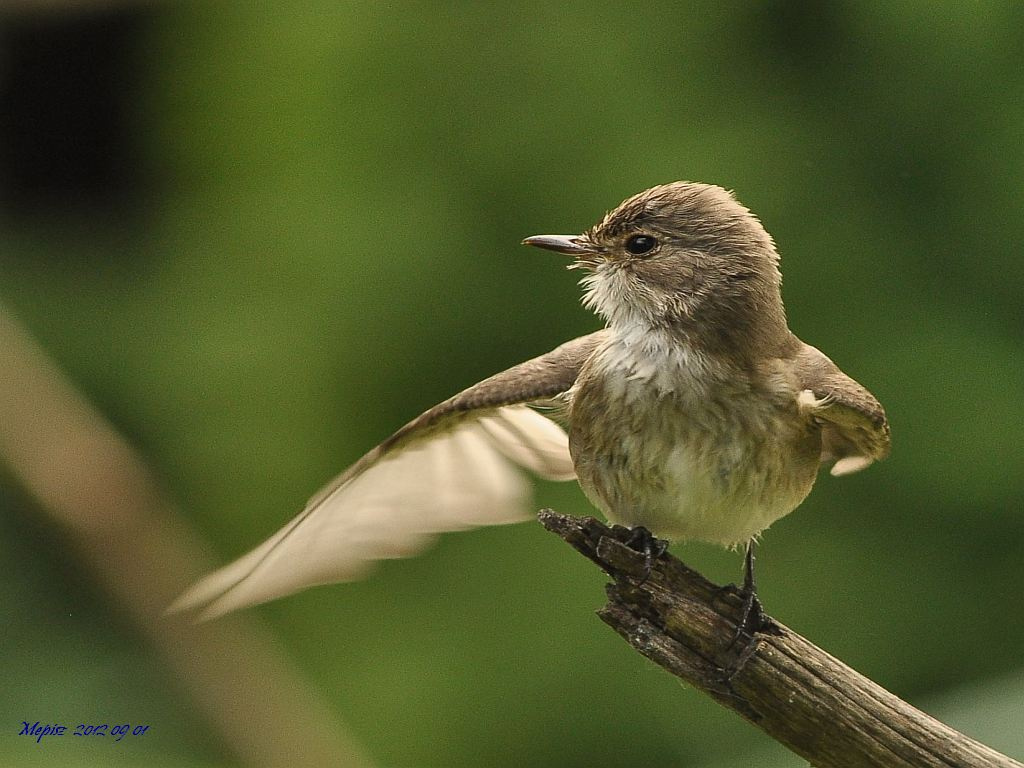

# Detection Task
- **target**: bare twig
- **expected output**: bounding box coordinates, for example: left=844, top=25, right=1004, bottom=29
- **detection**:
left=539, top=509, right=1023, bottom=768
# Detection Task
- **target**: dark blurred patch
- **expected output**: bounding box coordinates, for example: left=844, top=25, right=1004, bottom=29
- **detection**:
left=0, top=8, right=152, bottom=216
left=739, top=0, right=854, bottom=76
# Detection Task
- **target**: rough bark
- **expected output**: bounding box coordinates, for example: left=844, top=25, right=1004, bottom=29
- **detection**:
left=539, top=510, right=1022, bottom=768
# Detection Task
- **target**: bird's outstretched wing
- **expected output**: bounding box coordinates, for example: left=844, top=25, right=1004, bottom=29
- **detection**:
left=170, top=331, right=606, bottom=619
left=795, top=343, right=891, bottom=477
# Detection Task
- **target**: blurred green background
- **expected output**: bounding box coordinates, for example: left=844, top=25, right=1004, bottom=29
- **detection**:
left=2, top=2, right=1023, bottom=766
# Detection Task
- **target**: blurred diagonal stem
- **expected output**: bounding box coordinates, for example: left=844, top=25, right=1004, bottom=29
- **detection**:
left=0, top=304, right=375, bottom=768
left=539, top=510, right=1023, bottom=768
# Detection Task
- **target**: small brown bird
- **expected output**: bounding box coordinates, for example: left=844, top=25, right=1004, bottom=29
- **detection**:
left=171, top=182, right=890, bottom=621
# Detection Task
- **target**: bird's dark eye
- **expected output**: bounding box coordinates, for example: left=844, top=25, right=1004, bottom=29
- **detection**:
left=625, top=234, right=657, bottom=255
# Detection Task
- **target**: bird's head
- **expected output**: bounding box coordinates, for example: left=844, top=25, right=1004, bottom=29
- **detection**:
left=524, top=182, right=788, bottom=354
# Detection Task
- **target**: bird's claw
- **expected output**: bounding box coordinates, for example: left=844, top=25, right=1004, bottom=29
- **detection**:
left=733, top=586, right=767, bottom=642
left=728, top=541, right=769, bottom=649
left=623, top=525, right=669, bottom=583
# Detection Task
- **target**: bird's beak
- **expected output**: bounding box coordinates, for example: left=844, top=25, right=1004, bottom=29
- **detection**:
left=521, top=234, right=597, bottom=257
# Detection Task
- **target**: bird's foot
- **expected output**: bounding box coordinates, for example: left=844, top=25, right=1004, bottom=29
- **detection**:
left=623, top=526, right=669, bottom=583
left=732, top=586, right=767, bottom=645
left=718, top=586, right=772, bottom=682
left=728, top=540, right=770, bottom=649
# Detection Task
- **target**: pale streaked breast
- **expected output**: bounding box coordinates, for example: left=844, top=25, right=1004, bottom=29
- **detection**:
left=567, top=335, right=820, bottom=547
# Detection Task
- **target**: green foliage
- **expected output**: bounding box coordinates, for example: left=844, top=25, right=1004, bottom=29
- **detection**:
left=2, top=3, right=1023, bottom=766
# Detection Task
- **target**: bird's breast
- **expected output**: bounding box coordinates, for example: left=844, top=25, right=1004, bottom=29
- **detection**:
left=568, top=338, right=820, bottom=546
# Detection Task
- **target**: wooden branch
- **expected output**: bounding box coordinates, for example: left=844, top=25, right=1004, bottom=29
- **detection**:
left=539, top=510, right=1022, bottom=768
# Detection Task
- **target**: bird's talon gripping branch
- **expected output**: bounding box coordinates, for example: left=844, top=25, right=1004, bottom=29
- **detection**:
left=624, top=526, right=669, bottom=583
left=729, top=541, right=770, bottom=648
left=734, top=589, right=766, bottom=641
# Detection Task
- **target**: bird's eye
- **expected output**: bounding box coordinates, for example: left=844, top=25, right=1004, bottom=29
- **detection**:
left=625, top=234, right=657, bottom=255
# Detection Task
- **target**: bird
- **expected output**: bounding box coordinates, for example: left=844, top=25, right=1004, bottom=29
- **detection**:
left=170, top=181, right=890, bottom=622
